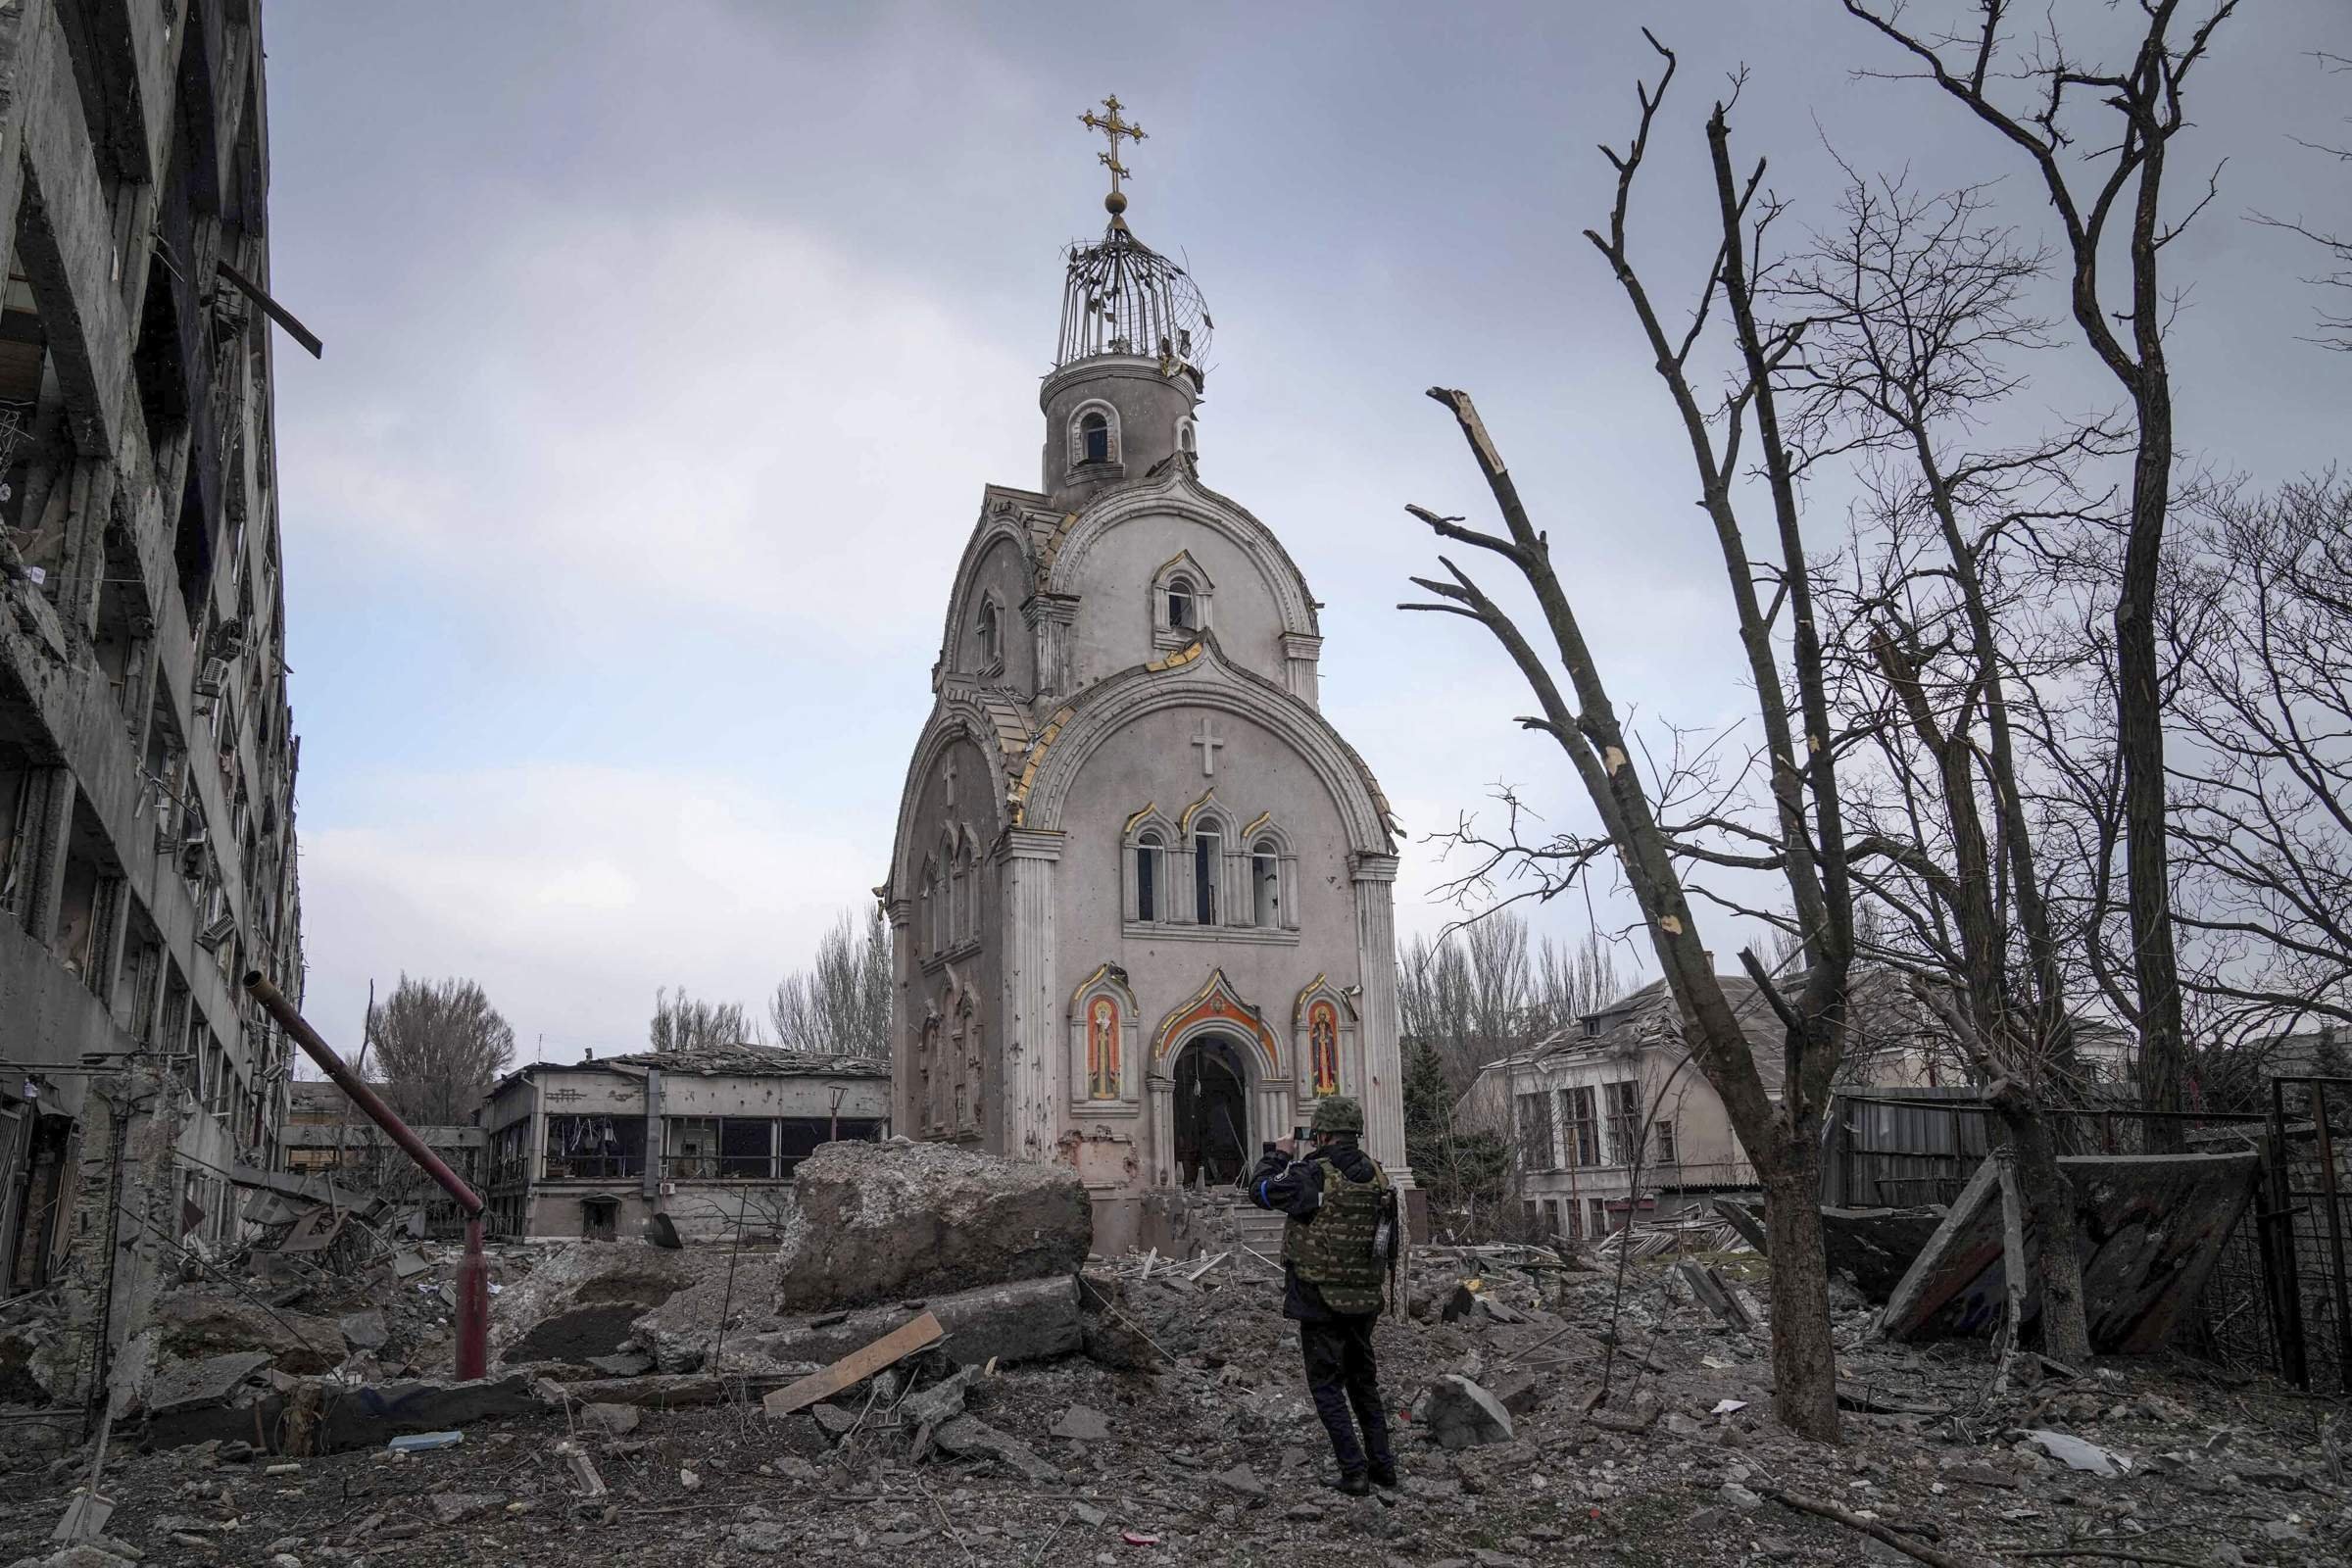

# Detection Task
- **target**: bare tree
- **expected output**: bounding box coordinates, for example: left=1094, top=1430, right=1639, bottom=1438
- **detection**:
left=1403, top=40, right=1858, bottom=1440
left=369, top=974, right=515, bottom=1126
left=1779, top=171, right=2119, bottom=1360
left=1531, top=928, right=1633, bottom=1036
left=649, top=986, right=759, bottom=1054
left=769, top=906, right=893, bottom=1058
left=2167, top=477, right=2352, bottom=1035
left=1845, top=0, right=2243, bottom=1148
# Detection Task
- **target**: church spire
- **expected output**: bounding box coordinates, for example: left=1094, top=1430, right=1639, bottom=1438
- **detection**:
left=1079, top=95, right=1147, bottom=228
left=1043, top=96, right=1211, bottom=502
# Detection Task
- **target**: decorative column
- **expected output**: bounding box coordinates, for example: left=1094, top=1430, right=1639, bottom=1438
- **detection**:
left=998, top=828, right=1064, bottom=1163
left=885, top=899, right=914, bottom=1137
left=1148, top=1078, right=1175, bottom=1185
left=1351, top=853, right=1411, bottom=1186
left=1023, top=594, right=1080, bottom=702
left=1280, top=633, right=1323, bottom=708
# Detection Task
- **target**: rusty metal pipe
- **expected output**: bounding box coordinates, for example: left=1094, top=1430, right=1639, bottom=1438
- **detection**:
left=243, top=971, right=490, bottom=1379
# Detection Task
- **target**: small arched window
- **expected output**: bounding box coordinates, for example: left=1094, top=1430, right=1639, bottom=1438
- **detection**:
left=1251, top=840, right=1280, bottom=928
left=1194, top=824, right=1221, bottom=924
left=1080, top=410, right=1111, bottom=464
left=975, top=599, right=1001, bottom=669
left=949, top=847, right=969, bottom=945
left=1136, top=830, right=1162, bottom=922
left=1166, top=576, right=1196, bottom=631
left=1178, top=419, right=1197, bottom=456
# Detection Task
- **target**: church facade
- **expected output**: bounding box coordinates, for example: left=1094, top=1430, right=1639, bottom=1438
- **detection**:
left=885, top=103, right=1407, bottom=1234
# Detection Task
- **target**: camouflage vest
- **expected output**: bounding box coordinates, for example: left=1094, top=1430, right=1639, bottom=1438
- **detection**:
left=1282, top=1153, right=1392, bottom=1315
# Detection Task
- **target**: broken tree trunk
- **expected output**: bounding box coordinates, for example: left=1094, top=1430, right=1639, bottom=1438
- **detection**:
left=1762, top=1140, right=1842, bottom=1443
left=1992, top=1084, right=2091, bottom=1364
left=1992, top=1150, right=2031, bottom=1397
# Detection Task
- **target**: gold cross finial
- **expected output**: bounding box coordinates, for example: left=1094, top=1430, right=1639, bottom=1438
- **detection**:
left=1079, top=94, right=1147, bottom=220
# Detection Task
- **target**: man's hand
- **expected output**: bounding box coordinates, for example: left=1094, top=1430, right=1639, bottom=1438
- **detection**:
left=1273, top=1136, right=1298, bottom=1159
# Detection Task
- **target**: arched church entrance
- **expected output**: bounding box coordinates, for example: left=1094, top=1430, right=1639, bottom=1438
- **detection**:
left=1171, top=1034, right=1251, bottom=1187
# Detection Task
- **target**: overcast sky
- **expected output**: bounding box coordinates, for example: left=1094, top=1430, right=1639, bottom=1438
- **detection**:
left=260, top=1, right=2351, bottom=1064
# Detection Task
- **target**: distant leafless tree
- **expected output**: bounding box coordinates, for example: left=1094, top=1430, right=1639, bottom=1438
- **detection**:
left=1531, top=927, right=1633, bottom=1035
left=1403, top=39, right=1859, bottom=1440
left=769, top=906, right=893, bottom=1058
left=1846, top=0, right=2243, bottom=1150
left=648, top=987, right=759, bottom=1054
left=2167, top=477, right=2352, bottom=1036
left=369, top=974, right=515, bottom=1125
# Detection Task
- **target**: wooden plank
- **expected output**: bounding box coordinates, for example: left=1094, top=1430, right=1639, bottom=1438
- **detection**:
left=760, top=1311, right=943, bottom=1419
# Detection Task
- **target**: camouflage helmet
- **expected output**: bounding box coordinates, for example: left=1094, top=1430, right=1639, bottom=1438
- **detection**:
left=1310, top=1096, right=1365, bottom=1136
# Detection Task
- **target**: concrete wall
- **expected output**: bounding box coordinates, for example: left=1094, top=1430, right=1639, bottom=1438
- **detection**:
left=0, top=0, right=305, bottom=1293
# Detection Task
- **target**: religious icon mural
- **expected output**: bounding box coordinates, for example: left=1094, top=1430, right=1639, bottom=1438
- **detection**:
left=1088, top=997, right=1121, bottom=1099
left=1308, top=1000, right=1340, bottom=1097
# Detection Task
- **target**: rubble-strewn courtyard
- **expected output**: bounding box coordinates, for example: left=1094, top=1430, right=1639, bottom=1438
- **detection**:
left=1, top=1141, right=2341, bottom=1568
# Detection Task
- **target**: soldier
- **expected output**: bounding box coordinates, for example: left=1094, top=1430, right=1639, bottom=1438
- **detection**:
left=1247, top=1096, right=1400, bottom=1494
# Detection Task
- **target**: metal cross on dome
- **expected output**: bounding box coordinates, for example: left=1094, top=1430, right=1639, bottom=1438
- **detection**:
left=1080, top=94, right=1147, bottom=206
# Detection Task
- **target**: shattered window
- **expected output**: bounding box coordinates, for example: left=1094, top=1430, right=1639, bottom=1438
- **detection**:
left=1562, top=1087, right=1601, bottom=1166
left=545, top=1114, right=644, bottom=1179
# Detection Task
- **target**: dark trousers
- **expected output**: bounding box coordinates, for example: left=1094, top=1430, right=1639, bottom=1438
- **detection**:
left=1299, top=1315, right=1391, bottom=1475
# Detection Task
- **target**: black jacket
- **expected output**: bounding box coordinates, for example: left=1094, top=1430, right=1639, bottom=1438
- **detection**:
left=1247, top=1140, right=1385, bottom=1322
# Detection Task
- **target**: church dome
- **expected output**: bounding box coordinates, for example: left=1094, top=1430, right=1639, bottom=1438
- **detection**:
left=1054, top=220, right=1212, bottom=384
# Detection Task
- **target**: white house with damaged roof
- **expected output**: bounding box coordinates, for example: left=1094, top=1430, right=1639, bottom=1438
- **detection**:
left=1457, top=969, right=1950, bottom=1242
left=482, top=1043, right=890, bottom=1244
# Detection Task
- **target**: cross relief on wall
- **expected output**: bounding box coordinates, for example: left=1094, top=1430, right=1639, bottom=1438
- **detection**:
left=1189, top=715, right=1224, bottom=776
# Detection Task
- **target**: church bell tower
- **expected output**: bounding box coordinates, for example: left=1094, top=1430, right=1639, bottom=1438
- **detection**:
left=1043, top=96, right=1211, bottom=509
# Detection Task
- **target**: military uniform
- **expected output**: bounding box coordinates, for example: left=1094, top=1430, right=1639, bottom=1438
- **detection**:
left=1247, top=1097, right=1398, bottom=1493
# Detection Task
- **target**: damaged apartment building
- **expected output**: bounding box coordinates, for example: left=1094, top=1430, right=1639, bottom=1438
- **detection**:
left=484, top=1043, right=889, bottom=1244
left=0, top=0, right=306, bottom=1384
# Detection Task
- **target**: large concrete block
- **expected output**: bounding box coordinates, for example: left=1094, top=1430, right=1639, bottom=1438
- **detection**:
left=750, top=1275, right=1081, bottom=1372
left=773, top=1141, right=1091, bottom=1311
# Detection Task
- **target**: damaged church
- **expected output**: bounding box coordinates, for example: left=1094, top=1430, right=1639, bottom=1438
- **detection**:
left=885, top=100, right=1408, bottom=1249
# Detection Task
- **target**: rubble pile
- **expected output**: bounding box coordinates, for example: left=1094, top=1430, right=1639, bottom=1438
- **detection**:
left=0, top=1152, right=2341, bottom=1565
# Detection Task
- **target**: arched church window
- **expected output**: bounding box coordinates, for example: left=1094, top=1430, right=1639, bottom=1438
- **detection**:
left=949, top=848, right=969, bottom=946
left=1136, top=830, right=1162, bottom=922
left=975, top=599, right=1001, bottom=669
left=1167, top=576, right=1196, bottom=631
left=1194, top=823, right=1221, bottom=924
left=1080, top=411, right=1111, bottom=464
left=1251, top=840, right=1280, bottom=928
left=1178, top=418, right=1197, bottom=456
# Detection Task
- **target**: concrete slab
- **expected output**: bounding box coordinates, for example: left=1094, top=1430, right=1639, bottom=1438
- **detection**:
left=1879, top=1151, right=2258, bottom=1353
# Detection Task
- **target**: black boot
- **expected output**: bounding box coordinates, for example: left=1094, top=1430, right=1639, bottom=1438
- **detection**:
left=1337, top=1468, right=1372, bottom=1496
left=1368, top=1458, right=1398, bottom=1490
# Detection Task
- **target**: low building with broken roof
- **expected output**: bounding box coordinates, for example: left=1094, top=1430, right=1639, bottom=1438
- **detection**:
left=278, top=1081, right=486, bottom=1236
left=482, top=1043, right=891, bottom=1244
left=1458, top=969, right=1945, bottom=1242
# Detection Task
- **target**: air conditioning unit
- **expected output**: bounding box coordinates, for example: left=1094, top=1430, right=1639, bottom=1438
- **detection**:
left=196, top=914, right=235, bottom=951
left=193, top=657, right=230, bottom=698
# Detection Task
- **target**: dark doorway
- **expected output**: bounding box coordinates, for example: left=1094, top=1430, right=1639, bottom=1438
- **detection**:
left=580, top=1196, right=618, bottom=1244
left=9, top=1116, right=72, bottom=1294
left=1173, top=1035, right=1250, bottom=1187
